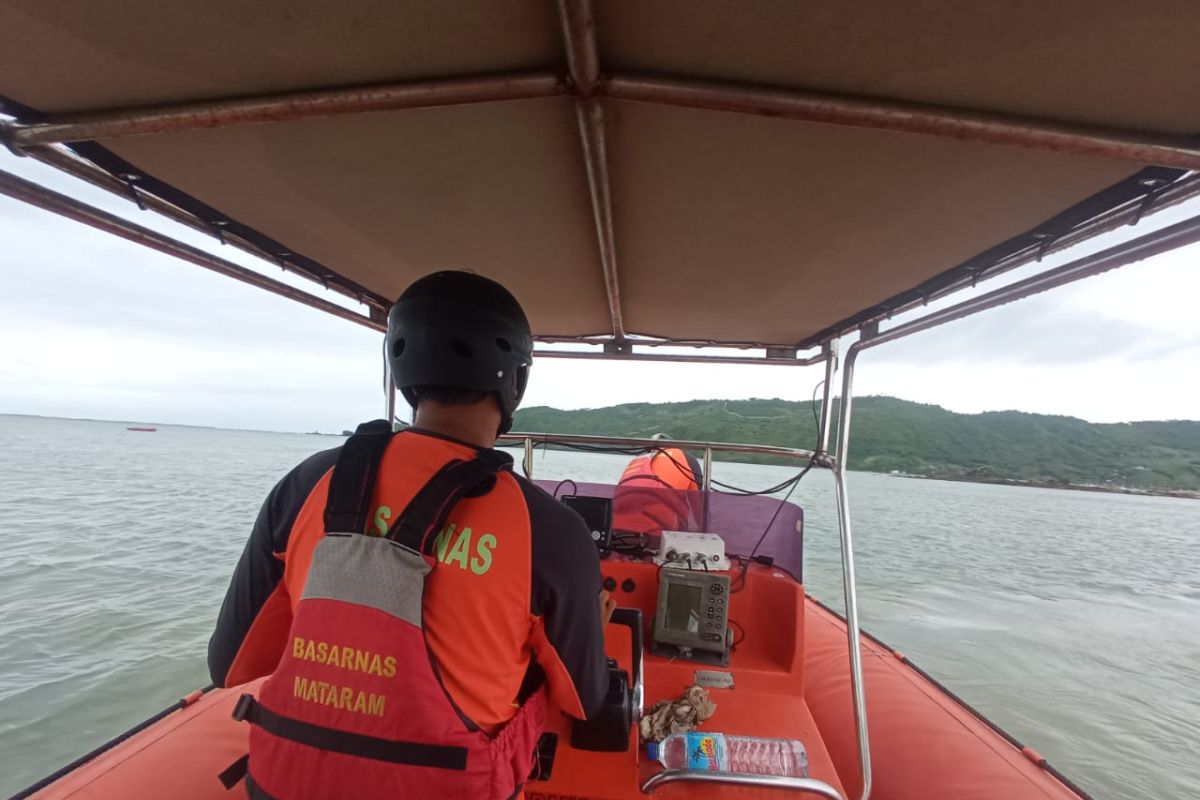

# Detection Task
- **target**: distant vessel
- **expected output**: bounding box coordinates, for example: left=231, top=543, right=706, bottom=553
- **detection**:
left=126, top=427, right=157, bottom=432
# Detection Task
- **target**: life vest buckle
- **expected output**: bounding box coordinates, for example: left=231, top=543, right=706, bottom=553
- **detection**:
left=231, top=693, right=256, bottom=723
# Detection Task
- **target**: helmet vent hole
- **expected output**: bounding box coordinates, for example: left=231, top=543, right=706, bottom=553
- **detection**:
left=450, top=338, right=473, bottom=358
left=495, top=337, right=512, bottom=352
left=391, top=338, right=405, bottom=357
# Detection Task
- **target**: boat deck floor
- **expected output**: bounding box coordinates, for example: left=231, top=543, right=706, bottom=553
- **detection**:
left=28, top=561, right=846, bottom=799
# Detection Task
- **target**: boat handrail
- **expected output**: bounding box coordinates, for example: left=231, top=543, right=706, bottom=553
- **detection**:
left=499, top=431, right=818, bottom=489
left=640, top=770, right=845, bottom=798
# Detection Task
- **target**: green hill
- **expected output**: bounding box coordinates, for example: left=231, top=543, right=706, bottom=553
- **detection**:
left=512, top=397, right=1200, bottom=493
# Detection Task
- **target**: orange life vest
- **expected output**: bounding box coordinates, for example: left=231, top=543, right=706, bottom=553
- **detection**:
left=611, top=448, right=702, bottom=534
left=228, top=422, right=546, bottom=800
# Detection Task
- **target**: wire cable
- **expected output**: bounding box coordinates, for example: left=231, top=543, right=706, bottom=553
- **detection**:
left=729, top=619, right=746, bottom=649
left=730, top=453, right=815, bottom=593
left=552, top=478, right=578, bottom=499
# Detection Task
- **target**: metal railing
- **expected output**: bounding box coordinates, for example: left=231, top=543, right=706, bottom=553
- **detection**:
left=498, top=431, right=818, bottom=491
left=641, top=770, right=845, bottom=798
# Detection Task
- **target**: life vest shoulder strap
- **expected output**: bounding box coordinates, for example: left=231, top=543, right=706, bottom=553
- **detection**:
left=323, top=419, right=395, bottom=534
left=387, top=447, right=513, bottom=553
left=322, top=419, right=515, bottom=552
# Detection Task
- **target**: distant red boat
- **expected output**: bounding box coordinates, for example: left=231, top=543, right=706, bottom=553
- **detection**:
left=126, top=427, right=157, bottom=432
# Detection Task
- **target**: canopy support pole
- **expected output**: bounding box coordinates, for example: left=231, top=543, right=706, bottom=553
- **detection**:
left=604, top=74, right=1200, bottom=171
left=6, top=72, right=1200, bottom=171
left=830, top=341, right=873, bottom=800
left=557, top=0, right=626, bottom=341
left=15, top=145, right=390, bottom=313
left=817, top=339, right=839, bottom=454
left=0, top=167, right=383, bottom=333
left=383, top=343, right=398, bottom=429
left=3, top=72, right=565, bottom=147
left=533, top=348, right=823, bottom=366
left=858, top=212, right=1200, bottom=352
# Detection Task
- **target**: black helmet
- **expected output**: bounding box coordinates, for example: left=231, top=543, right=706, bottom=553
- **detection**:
left=387, top=271, right=533, bottom=434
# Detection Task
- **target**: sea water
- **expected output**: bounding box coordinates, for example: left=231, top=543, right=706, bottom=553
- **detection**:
left=0, top=414, right=1198, bottom=799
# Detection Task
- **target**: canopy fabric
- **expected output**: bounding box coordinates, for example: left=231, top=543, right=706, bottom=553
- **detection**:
left=2, top=0, right=1197, bottom=348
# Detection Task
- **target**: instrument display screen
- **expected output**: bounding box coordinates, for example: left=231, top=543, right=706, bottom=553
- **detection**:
left=560, top=495, right=613, bottom=556
left=664, top=583, right=702, bottom=633
left=652, top=569, right=731, bottom=661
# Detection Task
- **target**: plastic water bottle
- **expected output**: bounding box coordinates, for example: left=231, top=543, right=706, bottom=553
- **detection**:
left=647, top=731, right=809, bottom=777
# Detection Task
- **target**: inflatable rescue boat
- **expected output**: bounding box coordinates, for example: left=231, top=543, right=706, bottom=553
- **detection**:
left=5, top=0, right=1198, bottom=797
left=13, top=480, right=1091, bottom=800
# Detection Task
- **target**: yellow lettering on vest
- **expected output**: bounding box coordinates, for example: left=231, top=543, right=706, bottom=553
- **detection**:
left=294, top=676, right=386, bottom=718
left=290, top=638, right=400, bottom=683
left=445, top=527, right=472, bottom=569
left=373, top=505, right=392, bottom=537
left=471, top=533, right=496, bottom=575
left=433, top=523, right=457, bottom=562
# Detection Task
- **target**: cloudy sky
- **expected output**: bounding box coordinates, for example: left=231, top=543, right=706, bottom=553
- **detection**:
left=1, top=149, right=1197, bottom=433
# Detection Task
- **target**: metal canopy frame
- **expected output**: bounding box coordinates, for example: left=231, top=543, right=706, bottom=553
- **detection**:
left=0, top=167, right=379, bottom=330
left=819, top=207, right=1200, bottom=800
left=0, top=153, right=832, bottom=364
left=4, top=0, right=1200, bottom=357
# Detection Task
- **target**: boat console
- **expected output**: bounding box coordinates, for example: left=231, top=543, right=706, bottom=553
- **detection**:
left=515, top=479, right=849, bottom=798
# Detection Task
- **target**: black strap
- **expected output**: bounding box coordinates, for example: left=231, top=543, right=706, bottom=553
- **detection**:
left=232, top=695, right=467, bottom=770
left=323, top=420, right=395, bottom=533
left=244, top=772, right=279, bottom=800
left=217, top=754, right=249, bottom=790
left=617, top=472, right=677, bottom=490
left=387, top=449, right=513, bottom=553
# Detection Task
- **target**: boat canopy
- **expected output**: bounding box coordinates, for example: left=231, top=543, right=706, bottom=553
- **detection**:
left=2, top=1, right=1199, bottom=352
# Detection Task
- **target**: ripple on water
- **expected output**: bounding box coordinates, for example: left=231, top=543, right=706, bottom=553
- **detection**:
left=1, top=417, right=1199, bottom=800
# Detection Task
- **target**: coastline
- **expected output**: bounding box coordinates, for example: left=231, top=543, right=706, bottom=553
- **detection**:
left=887, top=471, right=1200, bottom=501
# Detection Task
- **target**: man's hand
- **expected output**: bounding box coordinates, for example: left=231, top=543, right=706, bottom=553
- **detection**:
left=599, top=589, right=617, bottom=625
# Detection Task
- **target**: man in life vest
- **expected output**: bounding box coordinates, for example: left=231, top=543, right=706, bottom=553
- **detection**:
left=208, top=271, right=613, bottom=799
left=611, top=435, right=705, bottom=535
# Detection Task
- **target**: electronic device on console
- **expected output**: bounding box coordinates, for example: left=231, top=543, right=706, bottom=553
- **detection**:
left=571, top=608, right=643, bottom=752
left=560, top=494, right=613, bottom=557
left=654, top=531, right=727, bottom=570
left=651, top=568, right=731, bottom=666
